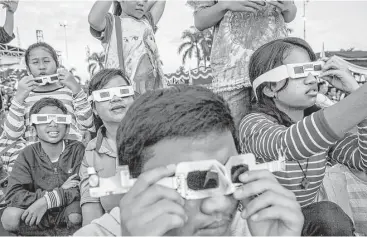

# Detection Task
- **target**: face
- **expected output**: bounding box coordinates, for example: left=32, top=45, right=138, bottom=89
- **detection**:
left=120, top=0, right=148, bottom=19
left=319, top=83, right=328, bottom=95
left=34, top=106, right=68, bottom=144
left=329, top=88, right=337, bottom=97
left=142, top=131, right=239, bottom=236
left=27, top=47, right=57, bottom=78
left=93, top=75, right=134, bottom=126
left=267, top=47, right=318, bottom=110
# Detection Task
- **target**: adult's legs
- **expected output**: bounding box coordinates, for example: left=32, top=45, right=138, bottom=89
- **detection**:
left=302, top=201, right=354, bottom=236
left=218, top=87, right=252, bottom=128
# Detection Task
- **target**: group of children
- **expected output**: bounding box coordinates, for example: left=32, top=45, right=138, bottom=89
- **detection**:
left=0, top=0, right=366, bottom=236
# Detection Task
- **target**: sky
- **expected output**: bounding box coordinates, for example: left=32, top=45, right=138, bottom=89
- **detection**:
left=1, top=0, right=367, bottom=83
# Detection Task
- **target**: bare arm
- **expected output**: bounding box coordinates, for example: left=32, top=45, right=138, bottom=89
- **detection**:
left=88, top=1, right=113, bottom=31
left=3, top=10, right=14, bottom=36
left=82, top=202, right=104, bottom=226
left=149, top=0, right=166, bottom=25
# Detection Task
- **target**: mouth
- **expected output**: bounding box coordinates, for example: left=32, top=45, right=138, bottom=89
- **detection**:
left=47, top=131, right=60, bottom=138
left=196, top=220, right=230, bottom=236
left=38, top=72, right=47, bottom=76
left=306, top=88, right=318, bottom=96
left=110, top=104, right=126, bottom=112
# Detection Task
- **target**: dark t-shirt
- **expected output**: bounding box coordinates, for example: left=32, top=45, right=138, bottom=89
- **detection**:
left=0, top=27, right=15, bottom=44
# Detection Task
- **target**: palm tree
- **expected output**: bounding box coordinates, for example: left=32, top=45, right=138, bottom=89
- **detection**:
left=178, top=26, right=203, bottom=69
left=87, top=52, right=105, bottom=75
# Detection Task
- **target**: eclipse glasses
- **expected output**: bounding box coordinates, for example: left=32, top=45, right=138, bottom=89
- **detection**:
left=88, top=152, right=286, bottom=199
left=252, top=61, right=324, bottom=99
left=88, top=86, right=134, bottom=102
left=34, top=74, right=59, bottom=86
left=30, top=114, right=72, bottom=125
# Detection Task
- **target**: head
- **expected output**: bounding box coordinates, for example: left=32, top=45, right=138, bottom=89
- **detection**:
left=113, top=0, right=148, bottom=19
left=328, top=87, right=337, bottom=97
left=29, top=97, right=69, bottom=144
left=25, top=42, right=59, bottom=78
left=88, top=69, right=134, bottom=132
left=318, top=81, right=328, bottom=95
left=250, top=37, right=318, bottom=126
left=117, top=85, right=239, bottom=235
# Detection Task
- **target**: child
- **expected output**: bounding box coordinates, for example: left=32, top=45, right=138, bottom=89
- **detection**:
left=88, top=0, right=166, bottom=94
left=239, top=37, right=367, bottom=235
left=3, top=42, right=94, bottom=143
left=79, top=69, right=135, bottom=226
left=187, top=0, right=297, bottom=126
left=1, top=98, right=85, bottom=235
left=0, top=0, right=18, bottom=44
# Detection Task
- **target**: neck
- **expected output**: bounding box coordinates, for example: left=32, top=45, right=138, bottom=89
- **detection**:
left=103, top=122, right=119, bottom=152
left=274, top=100, right=304, bottom=122
left=40, top=140, right=64, bottom=162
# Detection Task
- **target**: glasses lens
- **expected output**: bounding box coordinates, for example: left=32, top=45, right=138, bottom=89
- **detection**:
left=120, top=88, right=130, bottom=95
left=37, top=116, right=48, bottom=122
left=34, top=79, right=43, bottom=83
left=57, top=116, right=67, bottom=122
left=231, top=164, right=248, bottom=183
left=50, top=76, right=58, bottom=81
left=99, top=91, right=111, bottom=98
left=314, top=64, right=322, bottom=71
left=294, top=66, right=304, bottom=74
left=187, top=170, right=219, bottom=190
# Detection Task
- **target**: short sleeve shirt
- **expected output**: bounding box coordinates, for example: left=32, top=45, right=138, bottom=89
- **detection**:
left=187, top=1, right=288, bottom=92
left=0, top=27, right=15, bottom=44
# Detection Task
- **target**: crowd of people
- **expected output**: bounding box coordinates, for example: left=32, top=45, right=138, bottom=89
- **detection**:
left=0, top=0, right=366, bottom=236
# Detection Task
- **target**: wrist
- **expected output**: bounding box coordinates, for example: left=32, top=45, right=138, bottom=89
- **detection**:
left=14, top=94, right=25, bottom=104
left=217, top=1, right=229, bottom=12
left=6, top=8, right=15, bottom=14
left=70, top=84, right=82, bottom=95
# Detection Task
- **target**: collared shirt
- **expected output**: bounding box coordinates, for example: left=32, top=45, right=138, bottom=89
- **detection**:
left=79, top=126, right=122, bottom=213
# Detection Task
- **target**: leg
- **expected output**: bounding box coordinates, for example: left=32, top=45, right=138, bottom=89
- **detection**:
left=302, top=201, right=354, bottom=236
left=218, top=87, right=252, bottom=128
left=1, top=207, right=24, bottom=233
left=54, top=200, right=82, bottom=235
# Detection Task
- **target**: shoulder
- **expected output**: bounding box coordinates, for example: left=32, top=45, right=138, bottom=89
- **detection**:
left=65, top=139, right=85, bottom=152
left=85, top=137, right=98, bottom=152
left=240, top=112, right=278, bottom=127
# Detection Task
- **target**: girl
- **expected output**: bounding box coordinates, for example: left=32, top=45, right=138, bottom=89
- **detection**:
left=88, top=0, right=166, bottom=94
left=3, top=42, right=94, bottom=143
left=79, top=69, right=135, bottom=226
left=187, top=0, right=297, bottom=126
left=239, top=37, right=367, bottom=236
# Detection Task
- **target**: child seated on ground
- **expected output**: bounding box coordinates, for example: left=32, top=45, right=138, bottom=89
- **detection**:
left=3, top=42, right=93, bottom=144
left=1, top=98, right=85, bottom=236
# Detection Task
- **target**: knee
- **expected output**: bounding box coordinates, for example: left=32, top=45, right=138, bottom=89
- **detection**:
left=304, top=201, right=354, bottom=236
left=68, top=213, right=82, bottom=226
left=1, top=207, right=22, bottom=232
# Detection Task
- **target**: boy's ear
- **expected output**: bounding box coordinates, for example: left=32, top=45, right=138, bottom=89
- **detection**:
left=262, top=86, right=276, bottom=98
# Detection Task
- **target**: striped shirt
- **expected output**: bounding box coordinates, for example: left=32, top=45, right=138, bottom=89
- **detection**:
left=239, top=111, right=367, bottom=207
left=3, top=87, right=94, bottom=143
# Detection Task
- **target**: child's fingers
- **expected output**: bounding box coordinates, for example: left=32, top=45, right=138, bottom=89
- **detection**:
left=67, top=174, right=77, bottom=180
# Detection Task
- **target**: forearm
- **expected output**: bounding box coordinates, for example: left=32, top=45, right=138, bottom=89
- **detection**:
left=6, top=185, right=46, bottom=209
left=282, top=3, right=297, bottom=23
left=88, top=1, right=113, bottom=31
left=81, top=203, right=104, bottom=226
left=324, top=83, right=367, bottom=138
left=149, top=0, right=166, bottom=24
left=194, top=2, right=227, bottom=31
left=3, top=10, right=15, bottom=36
left=4, top=99, right=26, bottom=140
left=73, top=90, right=94, bottom=131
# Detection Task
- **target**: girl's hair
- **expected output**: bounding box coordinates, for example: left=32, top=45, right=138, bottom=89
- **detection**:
left=88, top=68, right=132, bottom=133
left=113, top=1, right=122, bottom=16
left=24, top=42, right=59, bottom=69
left=249, top=37, right=318, bottom=127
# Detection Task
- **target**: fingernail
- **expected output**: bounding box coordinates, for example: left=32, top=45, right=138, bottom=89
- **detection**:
left=241, top=208, right=247, bottom=219
left=239, top=173, right=248, bottom=182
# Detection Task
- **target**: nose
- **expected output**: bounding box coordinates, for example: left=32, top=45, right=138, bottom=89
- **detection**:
left=200, top=195, right=237, bottom=217
left=49, top=120, right=57, bottom=127
left=304, top=73, right=318, bottom=84
left=110, top=95, right=122, bottom=102
left=38, top=61, right=46, bottom=70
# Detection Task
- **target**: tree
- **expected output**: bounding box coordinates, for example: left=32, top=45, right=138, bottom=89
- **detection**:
left=340, top=47, right=355, bottom=52
left=178, top=26, right=203, bottom=69
left=87, top=52, right=105, bottom=75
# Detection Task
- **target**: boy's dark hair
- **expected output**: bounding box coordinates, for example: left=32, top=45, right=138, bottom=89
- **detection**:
left=113, top=1, right=122, bottom=16
left=88, top=68, right=132, bottom=133
left=25, top=42, right=59, bottom=69
left=249, top=37, right=318, bottom=127
left=116, top=85, right=239, bottom=178
left=29, top=97, right=68, bottom=118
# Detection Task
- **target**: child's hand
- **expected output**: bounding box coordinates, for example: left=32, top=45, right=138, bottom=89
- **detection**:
left=21, top=197, right=48, bottom=226
left=267, top=0, right=297, bottom=23
left=57, top=68, right=82, bottom=95
left=120, top=165, right=187, bottom=236
left=0, top=0, right=19, bottom=13
left=14, top=75, right=40, bottom=103
left=233, top=170, right=303, bottom=236
left=219, top=0, right=264, bottom=13
left=320, top=56, right=359, bottom=94
left=61, top=174, right=80, bottom=189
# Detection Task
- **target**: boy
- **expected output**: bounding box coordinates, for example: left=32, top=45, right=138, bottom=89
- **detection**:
left=75, top=85, right=303, bottom=236
left=1, top=98, right=85, bottom=235
left=0, top=0, right=18, bottom=44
